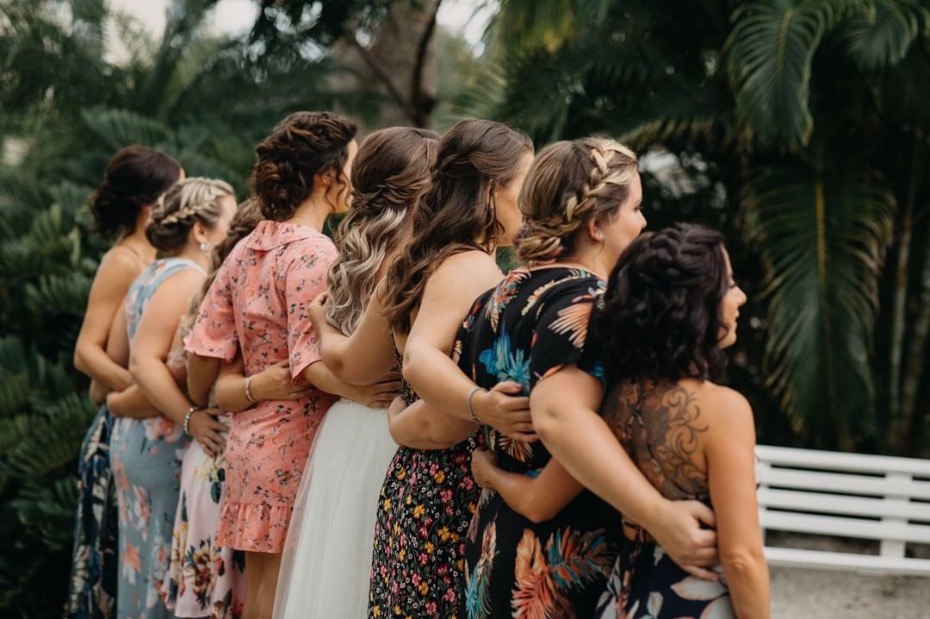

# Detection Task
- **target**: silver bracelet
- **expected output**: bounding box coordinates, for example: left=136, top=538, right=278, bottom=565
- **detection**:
left=183, top=405, right=200, bottom=436
left=245, top=375, right=256, bottom=403
left=466, top=386, right=485, bottom=423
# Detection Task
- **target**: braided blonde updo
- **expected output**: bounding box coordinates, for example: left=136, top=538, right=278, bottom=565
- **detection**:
left=146, top=177, right=235, bottom=255
left=514, top=137, right=638, bottom=265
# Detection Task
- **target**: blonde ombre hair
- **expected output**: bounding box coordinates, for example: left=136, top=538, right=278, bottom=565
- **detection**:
left=325, top=127, right=440, bottom=335
left=514, top=138, right=638, bottom=265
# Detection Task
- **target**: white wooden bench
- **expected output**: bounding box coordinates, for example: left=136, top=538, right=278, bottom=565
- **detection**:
left=755, top=444, right=930, bottom=576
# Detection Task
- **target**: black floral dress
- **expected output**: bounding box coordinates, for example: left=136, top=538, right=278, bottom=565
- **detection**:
left=457, top=267, right=622, bottom=619
left=367, top=356, right=482, bottom=618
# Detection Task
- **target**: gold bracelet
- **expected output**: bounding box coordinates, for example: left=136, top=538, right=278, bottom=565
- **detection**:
left=244, top=375, right=256, bottom=403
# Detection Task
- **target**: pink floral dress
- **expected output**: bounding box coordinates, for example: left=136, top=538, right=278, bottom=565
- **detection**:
left=185, top=221, right=338, bottom=553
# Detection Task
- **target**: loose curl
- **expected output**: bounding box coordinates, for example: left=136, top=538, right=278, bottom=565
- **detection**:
left=251, top=111, right=357, bottom=221
left=514, top=137, right=638, bottom=265
left=325, top=127, right=440, bottom=335
left=146, top=177, right=235, bottom=256
left=90, top=145, right=182, bottom=238
left=382, top=119, right=532, bottom=333
left=599, top=223, right=729, bottom=383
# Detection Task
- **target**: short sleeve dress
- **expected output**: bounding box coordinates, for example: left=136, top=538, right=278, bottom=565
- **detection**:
left=456, top=266, right=623, bottom=619
left=185, top=220, right=339, bottom=553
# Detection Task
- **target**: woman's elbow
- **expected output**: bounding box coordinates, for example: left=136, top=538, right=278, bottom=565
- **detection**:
left=73, top=345, right=89, bottom=375
left=522, top=501, right=559, bottom=524
left=720, top=545, right=768, bottom=581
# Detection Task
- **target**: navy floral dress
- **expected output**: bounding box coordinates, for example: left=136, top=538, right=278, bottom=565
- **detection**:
left=367, top=356, right=482, bottom=618
left=457, top=267, right=622, bottom=619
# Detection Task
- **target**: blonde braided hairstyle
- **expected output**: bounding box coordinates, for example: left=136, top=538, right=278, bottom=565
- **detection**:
left=146, top=177, right=235, bottom=256
left=514, top=137, right=638, bottom=265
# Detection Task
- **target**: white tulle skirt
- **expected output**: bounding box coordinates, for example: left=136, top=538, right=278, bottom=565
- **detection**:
left=272, top=399, right=398, bottom=619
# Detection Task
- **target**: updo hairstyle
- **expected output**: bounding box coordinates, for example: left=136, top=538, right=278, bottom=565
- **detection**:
left=599, top=223, right=729, bottom=383
left=382, top=118, right=532, bottom=333
left=325, top=127, right=440, bottom=335
left=251, top=111, right=358, bottom=221
left=514, top=137, right=638, bottom=265
left=146, top=177, right=235, bottom=256
left=90, top=145, right=182, bottom=238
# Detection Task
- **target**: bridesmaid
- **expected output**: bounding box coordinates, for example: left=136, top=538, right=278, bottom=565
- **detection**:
left=368, top=119, right=534, bottom=618
left=185, top=111, right=378, bottom=619
left=594, top=224, right=767, bottom=618
left=108, top=178, right=237, bottom=619
left=274, top=126, right=439, bottom=618
left=67, top=145, right=182, bottom=619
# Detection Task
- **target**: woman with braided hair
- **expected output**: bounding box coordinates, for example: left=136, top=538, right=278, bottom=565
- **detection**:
left=273, top=126, right=439, bottom=618
left=108, top=177, right=238, bottom=619
left=593, top=223, right=765, bottom=618
left=454, top=138, right=719, bottom=618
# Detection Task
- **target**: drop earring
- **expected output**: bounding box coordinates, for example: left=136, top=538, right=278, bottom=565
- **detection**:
left=199, top=241, right=210, bottom=253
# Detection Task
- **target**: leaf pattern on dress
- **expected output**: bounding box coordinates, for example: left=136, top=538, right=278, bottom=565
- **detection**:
left=548, top=294, right=595, bottom=349
left=465, top=522, right=497, bottom=619
left=512, top=530, right=557, bottom=619
left=478, top=331, right=531, bottom=386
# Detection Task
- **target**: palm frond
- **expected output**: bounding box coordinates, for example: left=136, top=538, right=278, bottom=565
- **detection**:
left=727, top=0, right=853, bottom=148
left=80, top=107, right=174, bottom=151
left=842, top=0, right=926, bottom=70
left=741, top=163, right=895, bottom=446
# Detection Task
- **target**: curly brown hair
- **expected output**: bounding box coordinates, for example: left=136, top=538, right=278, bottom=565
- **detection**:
left=599, top=223, right=729, bottom=383
left=251, top=111, right=358, bottom=221
left=90, top=145, right=182, bottom=238
left=381, top=118, right=533, bottom=334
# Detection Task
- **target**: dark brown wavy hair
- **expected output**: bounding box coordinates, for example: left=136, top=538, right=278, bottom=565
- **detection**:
left=325, top=127, right=440, bottom=335
left=382, top=119, right=532, bottom=333
left=90, top=145, right=182, bottom=238
left=599, top=223, right=729, bottom=383
left=251, top=111, right=357, bottom=221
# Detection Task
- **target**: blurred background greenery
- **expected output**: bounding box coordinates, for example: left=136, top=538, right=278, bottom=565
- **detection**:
left=1, top=0, right=929, bottom=615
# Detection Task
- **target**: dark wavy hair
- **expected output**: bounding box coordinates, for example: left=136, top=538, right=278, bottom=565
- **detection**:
left=599, top=223, right=729, bottom=383
left=90, top=145, right=182, bottom=238
left=382, top=118, right=532, bottom=333
left=251, top=111, right=358, bottom=221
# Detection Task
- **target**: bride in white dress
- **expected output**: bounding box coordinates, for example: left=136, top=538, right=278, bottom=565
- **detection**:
left=273, top=126, right=441, bottom=619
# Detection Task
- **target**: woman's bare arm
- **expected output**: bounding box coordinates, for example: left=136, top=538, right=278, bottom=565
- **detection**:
left=704, top=387, right=770, bottom=618
left=531, top=365, right=720, bottom=578
left=214, top=358, right=309, bottom=412
left=471, top=448, right=584, bottom=523
left=74, top=247, right=143, bottom=392
left=308, top=282, right=397, bottom=385
left=402, top=251, right=533, bottom=442
left=130, top=269, right=227, bottom=455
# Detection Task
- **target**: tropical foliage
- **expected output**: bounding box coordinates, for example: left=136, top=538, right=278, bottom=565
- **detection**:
left=491, top=0, right=930, bottom=456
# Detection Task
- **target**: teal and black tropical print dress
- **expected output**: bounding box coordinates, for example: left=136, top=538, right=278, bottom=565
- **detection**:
left=457, top=267, right=622, bottom=619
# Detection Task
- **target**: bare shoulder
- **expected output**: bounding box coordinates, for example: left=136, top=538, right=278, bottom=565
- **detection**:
left=434, top=250, right=500, bottom=282
left=98, top=245, right=146, bottom=279
left=692, top=381, right=754, bottom=434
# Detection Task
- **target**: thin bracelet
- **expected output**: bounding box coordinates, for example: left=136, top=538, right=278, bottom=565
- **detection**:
left=466, top=386, right=485, bottom=423
left=183, top=405, right=201, bottom=436
left=244, top=375, right=256, bottom=403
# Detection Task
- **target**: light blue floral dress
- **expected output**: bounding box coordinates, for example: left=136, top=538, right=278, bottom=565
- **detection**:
left=109, top=257, right=202, bottom=619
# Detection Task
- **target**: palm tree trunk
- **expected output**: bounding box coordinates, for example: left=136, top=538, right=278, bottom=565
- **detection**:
left=900, top=210, right=930, bottom=456
left=887, top=139, right=922, bottom=453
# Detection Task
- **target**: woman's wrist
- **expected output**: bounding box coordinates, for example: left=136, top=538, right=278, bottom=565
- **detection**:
left=183, top=404, right=202, bottom=435
left=466, top=386, right=485, bottom=423
left=244, top=375, right=256, bottom=404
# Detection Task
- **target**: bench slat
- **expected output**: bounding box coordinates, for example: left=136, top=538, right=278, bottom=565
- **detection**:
left=758, top=488, right=930, bottom=521
left=756, top=445, right=930, bottom=477
left=759, top=468, right=930, bottom=500
left=763, top=547, right=930, bottom=576
left=760, top=511, right=930, bottom=544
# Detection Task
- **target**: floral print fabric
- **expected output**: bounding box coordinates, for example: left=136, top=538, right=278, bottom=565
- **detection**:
left=457, top=267, right=622, bottom=619
left=163, top=426, right=245, bottom=619
left=186, top=221, right=338, bottom=553
left=66, top=404, right=118, bottom=619
left=110, top=258, right=200, bottom=619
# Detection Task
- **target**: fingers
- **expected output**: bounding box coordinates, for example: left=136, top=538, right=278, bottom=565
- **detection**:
left=508, top=431, right=539, bottom=442
left=490, top=381, right=524, bottom=395
left=272, top=360, right=290, bottom=369
left=681, top=564, right=720, bottom=582
left=685, top=500, right=716, bottom=529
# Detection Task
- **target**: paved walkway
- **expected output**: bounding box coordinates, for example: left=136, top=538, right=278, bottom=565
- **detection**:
left=771, top=566, right=930, bottom=618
